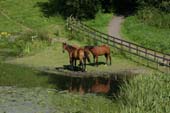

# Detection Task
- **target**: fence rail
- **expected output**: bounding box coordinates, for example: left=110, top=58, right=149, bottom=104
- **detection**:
left=67, top=17, right=170, bottom=69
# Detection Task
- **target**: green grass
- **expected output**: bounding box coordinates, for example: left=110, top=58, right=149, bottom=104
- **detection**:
left=0, top=0, right=65, bottom=37
left=84, top=12, right=113, bottom=33
left=50, top=92, right=118, bottom=113
left=118, top=73, right=170, bottom=113
left=121, top=16, right=170, bottom=53
left=6, top=41, right=150, bottom=73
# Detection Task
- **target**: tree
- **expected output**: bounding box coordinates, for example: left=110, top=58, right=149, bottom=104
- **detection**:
left=48, top=0, right=100, bottom=19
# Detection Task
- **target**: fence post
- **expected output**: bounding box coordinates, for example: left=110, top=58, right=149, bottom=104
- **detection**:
left=145, top=49, right=149, bottom=66
left=107, top=35, right=109, bottom=44
left=121, top=41, right=123, bottom=50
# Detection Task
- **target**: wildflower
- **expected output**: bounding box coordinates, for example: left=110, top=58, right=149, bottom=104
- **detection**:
left=1, top=32, right=8, bottom=36
left=7, top=33, right=11, bottom=36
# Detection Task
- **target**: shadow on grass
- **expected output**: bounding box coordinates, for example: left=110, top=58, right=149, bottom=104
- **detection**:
left=86, top=61, right=106, bottom=66
left=55, top=61, right=108, bottom=72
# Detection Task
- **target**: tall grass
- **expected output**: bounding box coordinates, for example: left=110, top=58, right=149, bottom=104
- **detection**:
left=118, top=73, right=170, bottom=113
left=50, top=93, right=118, bottom=113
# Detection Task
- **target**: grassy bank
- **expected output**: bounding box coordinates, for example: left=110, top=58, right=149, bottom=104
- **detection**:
left=50, top=93, right=118, bottom=113
left=121, top=16, right=170, bottom=53
left=0, top=0, right=64, bottom=34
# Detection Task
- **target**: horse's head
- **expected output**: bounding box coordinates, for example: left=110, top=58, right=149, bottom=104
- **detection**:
left=62, top=42, right=67, bottom=53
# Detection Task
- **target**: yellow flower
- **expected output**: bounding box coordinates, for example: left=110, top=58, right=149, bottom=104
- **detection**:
left=1, top=32, right=8, bottom=36
left=7, top=33, right=11, bottom=36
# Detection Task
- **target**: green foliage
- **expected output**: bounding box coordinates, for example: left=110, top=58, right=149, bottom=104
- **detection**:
left=118, top=73, right=170, bottom=113
left=48, top=0, right=100, bottom=19
left=136, top=0, right=170, bottom=13
left=137, top=7, right=170, bottom=29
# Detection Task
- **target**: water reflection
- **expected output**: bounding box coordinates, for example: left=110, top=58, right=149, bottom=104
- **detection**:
left=42, top=70, right=135, bottom=96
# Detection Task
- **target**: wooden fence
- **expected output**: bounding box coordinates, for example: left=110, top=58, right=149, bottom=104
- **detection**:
left=67, top=17, right=170, bottom=71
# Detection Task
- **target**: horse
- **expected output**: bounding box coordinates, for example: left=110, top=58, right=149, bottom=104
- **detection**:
left=62, top=42, right=87, bottom=71
left=71, top=47, right=87, bottom=71
left=62, top=42, right=78, bottom=65
left=84, top=45, right=111, bottom=66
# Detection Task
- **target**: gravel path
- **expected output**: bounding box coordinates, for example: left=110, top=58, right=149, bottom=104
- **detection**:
left=108, top=16, right=125, bottom=39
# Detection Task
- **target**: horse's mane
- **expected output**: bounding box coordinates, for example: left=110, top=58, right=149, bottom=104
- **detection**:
left=67, top=44, right=77, bottom=50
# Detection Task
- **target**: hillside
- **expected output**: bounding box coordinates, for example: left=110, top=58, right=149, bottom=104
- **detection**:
left=0, top=0, right=64, bottom=33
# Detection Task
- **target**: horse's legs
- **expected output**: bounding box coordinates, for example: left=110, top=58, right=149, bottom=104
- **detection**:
left=96, top=56, right=98, bottom=66
left=69, top=57, right=72, bottom=65
left=74, top=59, right=77, bottom=67
left=87, top=55, right=91, bottom=63
left=93, top=55, right=95, bottom=65
left=83, top=57, right=86, bottom=71
left=70, top=58, right=74, bottom=70
left=105, top=54, right=108, bottom=65
left=80, top=59, right=84, bottom=71
left=109, top=54, right=112, bottom=65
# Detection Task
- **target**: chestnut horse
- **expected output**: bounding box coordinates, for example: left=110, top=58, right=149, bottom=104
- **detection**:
left=84, top=45, right=111, bottom=66
left=62, top=42, right=86, bottom=71
left=62, top=42, right=78, bottom=65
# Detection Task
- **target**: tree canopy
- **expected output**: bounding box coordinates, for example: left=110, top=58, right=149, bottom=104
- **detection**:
left=47, top=0, right=170, bottom=19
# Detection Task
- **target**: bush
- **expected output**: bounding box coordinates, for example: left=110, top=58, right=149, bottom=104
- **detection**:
left=48, top=0, right=100, bottom=19
left=137, top=7, right=170, bottom=29
left=136, top=0, right=170, bottom=13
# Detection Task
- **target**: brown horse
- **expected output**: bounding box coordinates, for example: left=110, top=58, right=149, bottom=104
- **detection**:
left=84, top=45, right=111, bottom=66
left=62, top=42, right=87, bottom=71
left=62, top=42, right=78, bottom=65
left=71, top=47, right=86, bottom=71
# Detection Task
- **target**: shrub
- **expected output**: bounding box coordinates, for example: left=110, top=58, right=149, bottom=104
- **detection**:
left=137, top=7, right=170, bottom=29
left=48, top=0, right=100, bottom=19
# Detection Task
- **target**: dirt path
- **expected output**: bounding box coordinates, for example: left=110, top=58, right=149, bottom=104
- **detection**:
left=108, top=16, right=125, bottom=39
